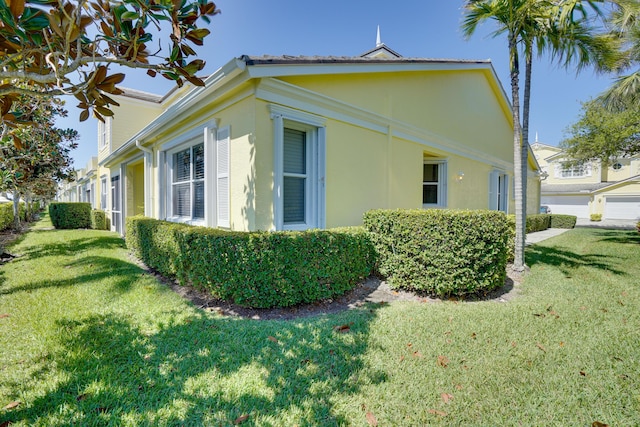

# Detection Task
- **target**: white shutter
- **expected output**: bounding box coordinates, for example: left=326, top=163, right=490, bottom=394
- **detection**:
left=216, top=126, right=230, bottom=228
left=488, top=170, right=499, bottom=210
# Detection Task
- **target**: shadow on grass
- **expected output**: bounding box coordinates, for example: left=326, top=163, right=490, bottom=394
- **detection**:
left=595, top=230, right=640, bottom=245
left=526, top=245, right=625, bottom=276
left=19, top=234, right=126, bottom=259
left=0, top=254, right=143, bottom=296
left=3, top=307, right=383, bottom=426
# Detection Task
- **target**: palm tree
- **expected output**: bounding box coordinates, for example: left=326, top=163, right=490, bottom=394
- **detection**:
left=462, top=0, right=611, bottom=271
left=463, top=0, right=547, bottom=271
left=600, top=0, right=640, bottom=110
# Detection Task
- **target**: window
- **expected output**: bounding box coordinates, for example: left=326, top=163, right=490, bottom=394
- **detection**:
left=283, top=128, right=308, bottom=224
left=612, top=162, right=622, bottom=170
left=422, top=161, right=447, bottom=207
left=98, top=118, right=110, bottom=150
left=171, top=143, right=204, bottom=221
left=558, top=162, right=591, bottom=178
left=111, top=175, right=121, bottom=233
left=271, top=105, right=326, bottom=231
left=100, top=177, right=107, bottom=210
left=489, top=170, right=509, bottom=212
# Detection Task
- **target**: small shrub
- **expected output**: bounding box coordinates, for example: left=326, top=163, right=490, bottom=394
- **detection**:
left=590, top=213, right=602, bottom=222
left=549, top=214, right=577, bottom=229
left=363, top=209, right=509, bottom=298
left=526, top=214, right=551, bottom=233
left=0, top=203, right=13, bottom=231
left=90, top=210, right=108, bottom=230
left=126, top=217, right=376, bottom=308
left=48, top=203, right=92, bottom=229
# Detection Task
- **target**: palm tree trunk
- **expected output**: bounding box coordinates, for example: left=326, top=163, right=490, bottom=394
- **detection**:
left=522, top=49, right=532, bottom=218
left=510, top=32, right=526, bottom=271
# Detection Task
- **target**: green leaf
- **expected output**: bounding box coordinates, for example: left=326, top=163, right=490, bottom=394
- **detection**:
left=121, top=11, right=139, bottom=21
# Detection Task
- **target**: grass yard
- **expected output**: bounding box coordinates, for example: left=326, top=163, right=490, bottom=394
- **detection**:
left=1, top=214, right=639, bottom=426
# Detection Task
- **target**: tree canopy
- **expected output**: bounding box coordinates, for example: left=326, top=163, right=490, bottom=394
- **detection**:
left=0, top=0, right=219, bottom=130
left=561, top=98, right=640, bottom=162
left=599, top=0, right=640, bottom=110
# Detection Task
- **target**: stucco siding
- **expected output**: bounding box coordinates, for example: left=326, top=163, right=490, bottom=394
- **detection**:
left=110, top=99, right=163, bottom=152
left=279, top=71, right=513, bottom=164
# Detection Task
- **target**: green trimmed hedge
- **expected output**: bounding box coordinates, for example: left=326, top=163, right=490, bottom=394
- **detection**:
left=126, top=217, right=376, bottom=308
left=363, top=209, right=509, bottom=298
left=526, top=214, right=551, bottom=233
left=49, top=202, right=92, bottom=229
left=0, top=203, right=12, bottom=231
left=90, top=210, right=108, bottom=230
left=549, top=214, right=577, bottom=229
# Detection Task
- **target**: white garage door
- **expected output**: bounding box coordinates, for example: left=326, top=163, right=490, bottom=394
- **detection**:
left=541, top=196, right=590, bottom=218
left=604, top=197, right=640, bottom=220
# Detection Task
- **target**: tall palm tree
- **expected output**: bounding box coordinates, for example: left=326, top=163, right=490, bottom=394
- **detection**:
left=463, top=0, right=547, bottom=271
left=600, top=0, right=640, bottom=110
left=462, top=0, right=611, bottom=271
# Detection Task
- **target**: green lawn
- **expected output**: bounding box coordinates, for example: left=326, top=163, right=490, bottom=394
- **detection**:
left=1, top=214, right=639, bottom=426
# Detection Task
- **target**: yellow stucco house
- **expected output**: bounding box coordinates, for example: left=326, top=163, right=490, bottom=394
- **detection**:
left=90, top=42, right=541, bottom=234
left=533, top=141, right=640, bottom=220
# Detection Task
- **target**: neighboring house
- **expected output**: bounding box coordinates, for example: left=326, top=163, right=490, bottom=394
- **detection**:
left=532, top=142, right=640, bottom=220
left=75, top=157, right=98, bottom=208
left=95, top=40, right=542, bottom=234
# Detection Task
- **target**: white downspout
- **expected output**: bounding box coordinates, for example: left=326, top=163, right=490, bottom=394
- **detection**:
left=135, top=140, right=153, bottom=217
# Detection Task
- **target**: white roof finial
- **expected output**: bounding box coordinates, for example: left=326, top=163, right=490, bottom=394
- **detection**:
left=376, top=25, right=382, bottom=47
left=535, top=132, right=539, bottom=143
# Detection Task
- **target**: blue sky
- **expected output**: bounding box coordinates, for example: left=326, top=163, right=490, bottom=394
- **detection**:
left=58, top=0, right=614, bottom=169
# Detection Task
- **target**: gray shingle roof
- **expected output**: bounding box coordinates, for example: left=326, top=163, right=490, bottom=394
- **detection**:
left=541, top=183, right=611, bottom=193
left=240, top=54, right=491, bottom=66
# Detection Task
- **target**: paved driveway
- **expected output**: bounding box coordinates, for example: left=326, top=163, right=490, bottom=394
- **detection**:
left=575, top=218, right=637, bottom=230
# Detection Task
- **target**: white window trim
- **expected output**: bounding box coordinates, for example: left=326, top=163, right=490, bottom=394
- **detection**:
left=270, top=105, right=326, bottom=231
left=555, top=161, right=592, bottom=179
left=98, top=118, right=111, bottom=151
left=422, top=159, right=448, bottom=208
left=489, top=169, right=509, bottom=213
left=100, top=175, right=107, bottom=210
left=166, top=135, right=206, bottom=226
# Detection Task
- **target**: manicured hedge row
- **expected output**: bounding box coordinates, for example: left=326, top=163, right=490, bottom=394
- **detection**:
left=526, top=214, right=551, bottom=233
left=550, top=214, right=577, bottom=229
left=126, top=217, right=376, bottom=308
left=49, top=202, right=92, bottom=229
left=0, top=203, right=12, bottom=231
left=0, top=201, right=41, bottom=231
left=363, top=209, right=510, bottom=298
left=90, top=210, right=109, bottom=230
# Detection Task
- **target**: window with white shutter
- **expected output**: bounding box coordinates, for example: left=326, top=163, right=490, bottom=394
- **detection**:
left=170, top=142, right=205, bottom=221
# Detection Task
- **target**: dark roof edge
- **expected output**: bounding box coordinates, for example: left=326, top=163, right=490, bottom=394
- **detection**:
left=240, top=54, right=491, bottom=67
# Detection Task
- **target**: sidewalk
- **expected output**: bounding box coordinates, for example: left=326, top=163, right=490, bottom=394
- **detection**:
left=525, top=228, right=570, bottom=246
left=525, top=218, right=637, bottom=246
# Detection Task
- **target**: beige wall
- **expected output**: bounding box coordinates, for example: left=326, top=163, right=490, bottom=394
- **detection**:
left=280, top=70, right=514, bottom=165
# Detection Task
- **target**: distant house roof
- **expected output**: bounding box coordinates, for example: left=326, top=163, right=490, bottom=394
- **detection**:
left=542, top=183, right=611, bottom=194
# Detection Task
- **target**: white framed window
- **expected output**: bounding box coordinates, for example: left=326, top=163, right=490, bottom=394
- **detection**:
left=557, top=161, right=591, bottom=178
left=98, top=118, right=110, bottom=150
left=100, top=176, right=107, bottom=210
left=168, top=141, right=205, bottom=222
left=111, top=174, right=121, bottom=233
left=489, top=170, right=509, bottom=213
left=271, top=105, right=326, bottom=231
left=422, top=160, right=447, bottom=208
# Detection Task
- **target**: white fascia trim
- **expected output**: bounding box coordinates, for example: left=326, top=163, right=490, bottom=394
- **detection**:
left=99, top=58, right=247, bottom=168
left=258, top=78, right=513, bottom=170
left=269, top=104, right=327, bottom=127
